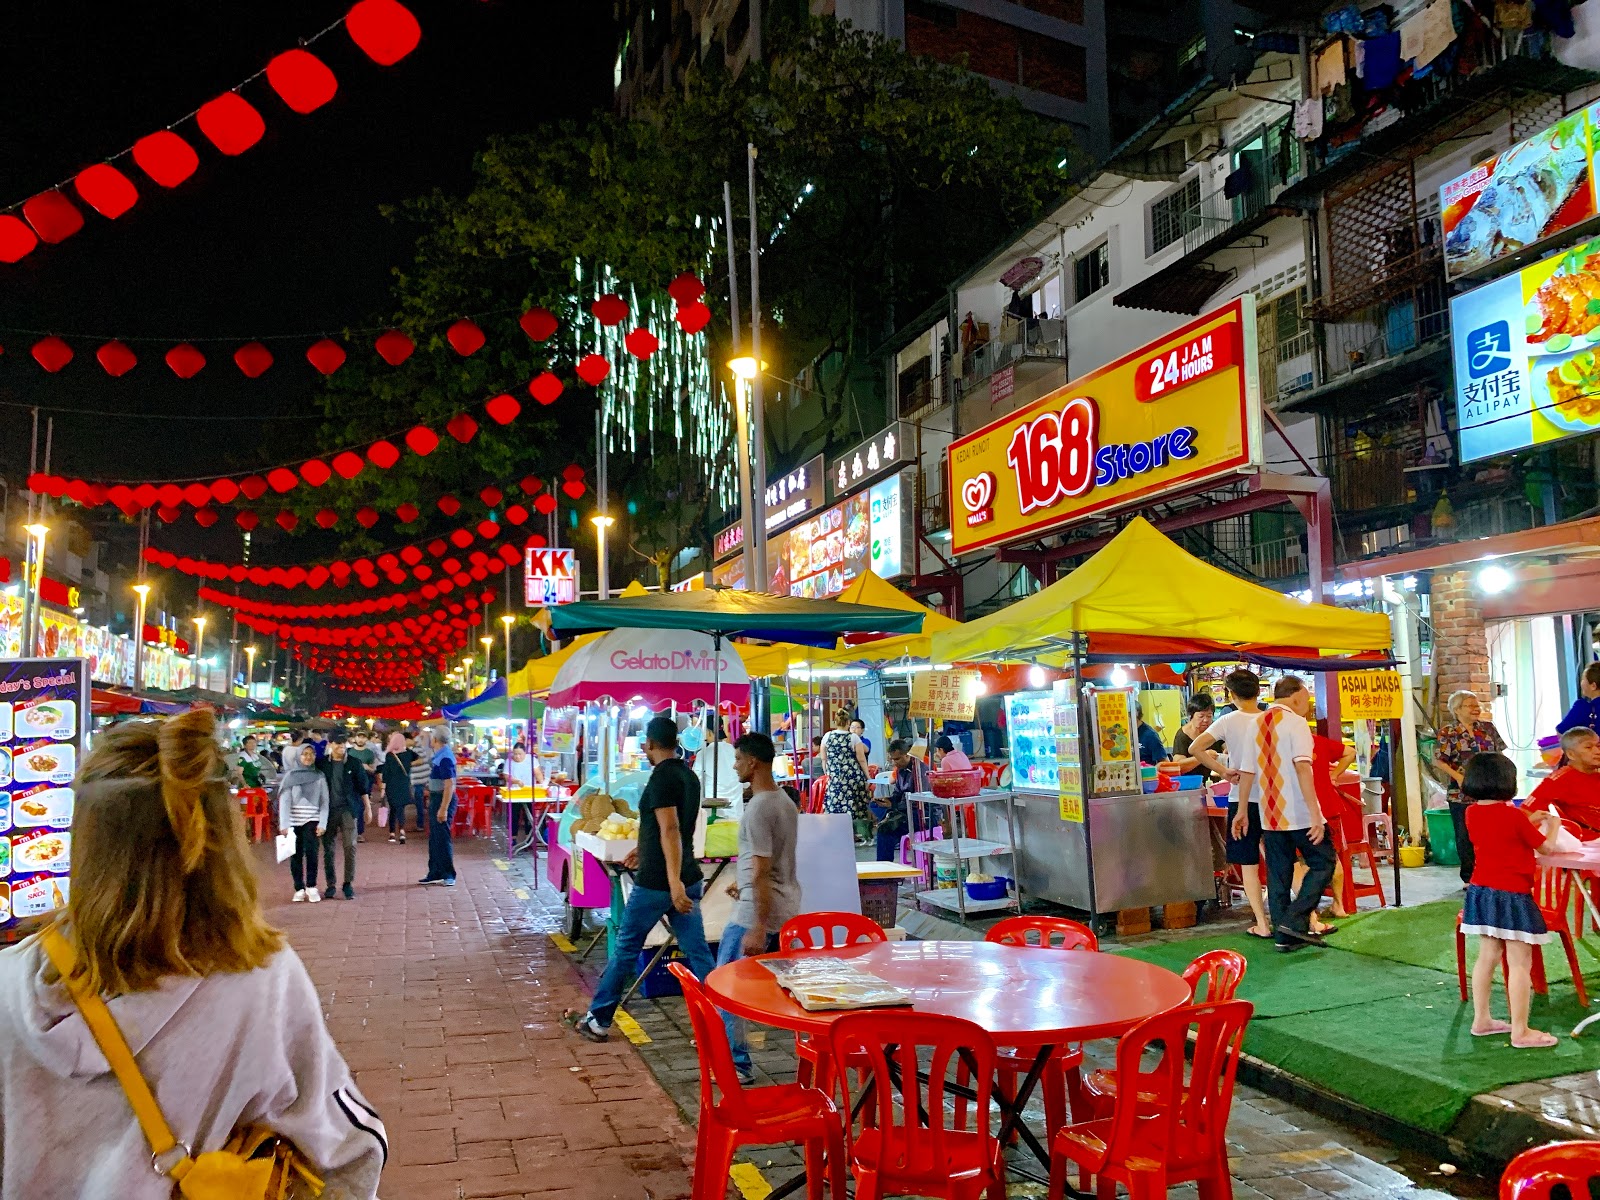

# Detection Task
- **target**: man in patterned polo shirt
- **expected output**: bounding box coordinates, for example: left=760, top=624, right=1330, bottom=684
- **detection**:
left=1232, top=674, right=1333, bottom=953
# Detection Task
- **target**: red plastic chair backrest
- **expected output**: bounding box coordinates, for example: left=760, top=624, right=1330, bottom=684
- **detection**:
left=1535, top=864, right=1572, bottom=914
left=1103, top=1000, right=1252, bottom=1169
left=666, top=962, right=744, bottom=1109
left=985, top=915, right=1097, bottom=952
left=1183, top=949, right=1247, bottom=1003
left=1501, top=1141, right=1600, bottom=1200
left=829, top=1011, right=997, bottom=1178
left=806, top=777, right=828, bottom=814
left=779, top=911, right=889, bottom=951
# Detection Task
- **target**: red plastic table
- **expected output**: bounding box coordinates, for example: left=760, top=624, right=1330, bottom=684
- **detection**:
left=706, top=940, right=1191, bottom=1193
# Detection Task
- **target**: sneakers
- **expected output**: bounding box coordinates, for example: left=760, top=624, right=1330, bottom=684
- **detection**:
left=307, top=889, right=322, bottom=903
left=324, top=886, right=337, bottom=900
left=572, top=1014, right=609, bottom=1043
left=398, top=834, right=406, bottom=845
left=442, top=877, right=457, bottom=887
left=418, top=876, right=439, bottom=885
left=388, top=835, right=397, bottom=844
left=735, top=1067, right=756, bottom=1087
left=292, top=889, right=307, bottom=903
left=343, top=883, right=355, bottom=900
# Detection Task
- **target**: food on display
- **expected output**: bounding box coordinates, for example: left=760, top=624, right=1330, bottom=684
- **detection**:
left=575, top=793, right=637, bottom=835
left=1528, top=255, right=1600, bottom=345
left=1543, top=350, right=1600, bottom=425
left=596, top=812, right=641, bottom=841
left=16, top=700, right=74, bottom=739
left=13, top=832, right=69, bottom=873
left=13, top=787, right=72, bottom=829
left=12, top=741, right=75, bottom=784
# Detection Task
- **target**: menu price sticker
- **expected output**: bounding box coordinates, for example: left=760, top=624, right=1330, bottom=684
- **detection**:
left=0, top=658, right=86, bottom=930
left=1337, top=671, right=1404, bottom=720
left=1052, top=679, right=1084, bottom=823
left=1091, top=687, right=1140, bottom=796
left=11, top=873, right=66, bottom=920
left=909, top=669, right=982, bottom=721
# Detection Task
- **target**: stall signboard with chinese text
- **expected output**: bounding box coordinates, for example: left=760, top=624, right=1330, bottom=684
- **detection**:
left=524, top=548, right=579, bottom=607
left=1052, top=679, right=1084, bottom=822
left=1337, top=671, right=1404, bottom=720
left=713, top=523, right=745, bottom=562
left=764, top=455, right=825, bottom=530
left=828, top=422, right=915, bottom=499
left=947, top=297, right=1261, bottom=554
left=1450, top=232, right=1600, bottom=462
left=908, top=668, right=981, bottom=720
left=1090, top=686, right=1139, bottom=795
left=0, top=657, right=86, bottom=929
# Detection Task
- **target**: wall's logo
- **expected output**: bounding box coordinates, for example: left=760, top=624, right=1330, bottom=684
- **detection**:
left=1466, top=320, right=1511, bottom=379
left=960, top=472, right=995, bottom=526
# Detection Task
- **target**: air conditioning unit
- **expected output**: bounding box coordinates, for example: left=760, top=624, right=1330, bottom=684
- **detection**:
left=1187, top=129, right=1223, bottom=164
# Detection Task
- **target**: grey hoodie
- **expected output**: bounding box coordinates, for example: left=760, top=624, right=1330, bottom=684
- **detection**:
left=277, top=765, right=329, bottom=833
left=0, top=936, right=384, bottom=1198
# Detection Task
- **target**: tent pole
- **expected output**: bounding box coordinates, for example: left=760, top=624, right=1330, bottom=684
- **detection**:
left=712, top=633, right=723, bottom=802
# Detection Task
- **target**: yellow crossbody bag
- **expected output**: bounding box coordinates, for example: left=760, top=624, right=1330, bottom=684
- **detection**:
left=40, top=926, right=325, bottom=1200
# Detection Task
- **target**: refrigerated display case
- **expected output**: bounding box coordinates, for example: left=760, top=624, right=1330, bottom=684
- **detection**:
left=1003, top=690, right=1058, bottom=791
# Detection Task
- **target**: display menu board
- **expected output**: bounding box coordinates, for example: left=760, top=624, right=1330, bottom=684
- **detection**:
left=909, top=668, right=981, bottom=721
left=0, top=658, right=85, bottom=930
left=1052, top=679, right=1083, bottom=823
left=1002, top=691, right=1058, bottom=791
left=1090, top=686, right=1139, bottom=796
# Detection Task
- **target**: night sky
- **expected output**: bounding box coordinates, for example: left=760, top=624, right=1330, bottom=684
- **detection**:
left=0, top=1, right=614, bottom=491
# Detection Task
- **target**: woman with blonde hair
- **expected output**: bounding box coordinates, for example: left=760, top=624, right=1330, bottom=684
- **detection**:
left=0, top=709, right=385, bottom=1197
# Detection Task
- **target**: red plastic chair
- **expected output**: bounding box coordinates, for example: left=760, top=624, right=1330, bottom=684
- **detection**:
left=778, top=913, right=887, bottom=1100
left=1501, top=1141, right=1600, bottom=1200
left=1536, top=865, right=1589, bottom=1007
left=666, top=964, right=847, bottom=1200
left=1048, top=1000, right=1253, bottom=1200
left=1455, top=911, right=1551, bottom=1002
left=238, top=788, right=272, bottom=843
left=986, top=915, right=1097, bottom=952
left=806, top=776, right=829, bottom=814
left=830, top=1011, right=1006, bottom=1200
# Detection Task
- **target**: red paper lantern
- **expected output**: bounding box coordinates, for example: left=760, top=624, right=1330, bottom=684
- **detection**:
left=367, top=440, right=400, bottom=469
left=23, top=190, right=84, bottom=244
left=377, top=553, right=399, bottom=572
left=0, top=215, right=38, bottom=263
left=526, top=532, right=547, bottom=549
left=267, top=467, right=299, bottom=493
left=519, top=307, right=558, bottom=342
left=562, top=464, right=586, bottom=481
left=31, top=336, right=72, bottom=373
left=503, top=504, right=528, bottom=525
left=183, top=482, right=211, bottom=507
left=400, top=545, right=423, bottom=565
left=73, top=164, right=139, bottom=219
left=675, top=300, right=712, bottom=334
left=413, top=564, right=432, bottom=580
left=533, top=494, right=557, bottom=515
left=346, top=0, right=422, bottom=65
left=624, top=327, right=660, bottom=360
left=211, top=478, right=240, bottom=504
left=239, top=475, right=268, bottom=500
left=446, top=319, right=485, bottom=357
left=477, top=520, right=500, bottom=539
left=266, top=48, right=338, bottom=114
left=576, top=354, right=610, bottom=386
left=306, top=338, right=346, bottom=375
left=131, top=131, right=199, bottom=188
left=331, top=451, right=364, bottom=480
left=374, top=329, right=414, bottom=365
left=165, top=343, right=206, bottom=379
left=562, top=480, right=586, bottom=500
left=449, top=529, right=473, bottom=549
left=300, top=460, right=331, bottom=486
left=196, top=93, right=265, bottom=156
left=195, top=508, right=219, bottom=528
left=355, top=507, right=379, bottom=528
left=445, top=413, right=478, bottom=443
left=668, top=272, right=706, bottom=304
left=315, top=509, right=339, bottom=529
left=479, top=486, right=503, bottom=508
left=437, top=495, right=461, bottom=516
left=395, top=502, right=420, bottom=523
left=275, top=511, right=299, bottom=532
left=96, top=340, right=137, bottom=377
left=428, top=539, right=446, bottom=557
left=233, top=341, right=274, bottom=377
left=405, top=426, right=438, bottom=456
left=485, top=393, right=520, bottom=425
left=157, top=484, right=183, bottom=507
left=591, top=293, right=628, bottom=326
left=156, top=505, right=180, bottom=523
left=308, top=565, right=330, bottom=589
left=499, top=544, right=521, bottom=565
left=528, top=372, right=563, bottom=406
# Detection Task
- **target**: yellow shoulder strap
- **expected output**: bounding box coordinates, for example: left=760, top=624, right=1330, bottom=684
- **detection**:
left=38, top=926, right=193, bottom=1177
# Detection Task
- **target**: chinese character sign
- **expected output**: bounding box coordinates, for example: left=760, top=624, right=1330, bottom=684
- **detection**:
left=1090, top=686, right=1140, bottom=795
left=1336, top=671, right=1404, bottom=720
left=909, top=669, right=981, bottom=721
left=1052, top=679, right=1084, bottom=823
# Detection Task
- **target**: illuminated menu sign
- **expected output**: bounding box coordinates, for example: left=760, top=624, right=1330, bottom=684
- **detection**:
left=828, top=422, right=914, bottom=499
left=0, top=657, right=86, bottom=930
left=779, top=472, right=910, bottom=599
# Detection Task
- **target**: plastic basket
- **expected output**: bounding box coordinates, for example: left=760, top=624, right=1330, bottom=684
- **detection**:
left=965, top=876, right=1010, bottom=901
left=858, top=878, right=901, bottom=928
left=930, top=769, right=983, bottom=798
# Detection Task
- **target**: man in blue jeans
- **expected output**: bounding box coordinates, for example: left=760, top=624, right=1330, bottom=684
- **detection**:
left=419, top=730, right=457, bottom=886
left=570, top=716, right=715, bottom=1042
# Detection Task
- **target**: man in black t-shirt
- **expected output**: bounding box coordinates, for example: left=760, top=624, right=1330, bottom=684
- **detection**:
left=570, top=717, right=716, bottom=1042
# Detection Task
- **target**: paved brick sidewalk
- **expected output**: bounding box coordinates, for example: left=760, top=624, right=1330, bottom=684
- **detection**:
left=256, top=831, right=695, bottom=1200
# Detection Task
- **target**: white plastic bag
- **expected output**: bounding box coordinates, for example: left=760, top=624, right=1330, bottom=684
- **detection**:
left=274, top=831, right=295, bottom=863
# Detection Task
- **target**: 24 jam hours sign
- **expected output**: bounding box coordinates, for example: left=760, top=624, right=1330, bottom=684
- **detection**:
left=947, top=298, right=1263, bottom=555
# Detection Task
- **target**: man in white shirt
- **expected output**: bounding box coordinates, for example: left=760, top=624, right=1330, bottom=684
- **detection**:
left=693, top=716, right=743, bottom=817
left=1233, top=675, right=1332, bottom=952
left=1188, top=669, right=1270, bottom=940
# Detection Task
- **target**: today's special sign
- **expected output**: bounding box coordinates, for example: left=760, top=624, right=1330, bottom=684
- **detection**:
left=946, top=297, right=1263, bottom=555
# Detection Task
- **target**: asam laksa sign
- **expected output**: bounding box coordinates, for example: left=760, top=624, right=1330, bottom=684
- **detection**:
left=946, top=297, right=1262, bottom=555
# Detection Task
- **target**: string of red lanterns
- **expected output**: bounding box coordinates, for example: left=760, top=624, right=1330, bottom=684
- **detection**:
left=0, top=0, right=423, bottom=265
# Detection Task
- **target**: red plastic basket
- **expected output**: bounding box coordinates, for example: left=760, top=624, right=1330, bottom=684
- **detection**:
left=929, top=769, right=982, bottom=798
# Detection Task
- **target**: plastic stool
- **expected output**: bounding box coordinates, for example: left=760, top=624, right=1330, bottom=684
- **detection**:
left=1364, top=813, right=1395, bottom=865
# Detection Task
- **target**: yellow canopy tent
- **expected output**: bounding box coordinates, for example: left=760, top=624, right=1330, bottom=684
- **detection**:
left=930, top=516, right=1391, bottom=666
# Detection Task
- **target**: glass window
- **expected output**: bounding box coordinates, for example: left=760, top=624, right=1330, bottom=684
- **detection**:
left=1073, top=240, right=1109, bottom=302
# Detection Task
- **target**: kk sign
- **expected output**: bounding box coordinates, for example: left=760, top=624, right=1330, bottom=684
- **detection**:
left=524, top=548, right=579, bottom=608
left=946, top=297, right=1262, bottom=554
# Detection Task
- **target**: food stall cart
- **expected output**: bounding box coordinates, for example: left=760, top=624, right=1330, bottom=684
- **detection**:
left=930, top=517, right=1394, bottom=921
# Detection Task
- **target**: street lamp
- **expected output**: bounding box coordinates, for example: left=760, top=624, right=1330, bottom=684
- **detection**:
left=21, top=524, right=47, bottom=657
left=590, top=513, right=616, bottom=600
left=462, top=657, right=473, bottom=696
left=132, top=583, right=151, bottom=692
left=725, top=358, right=770, bottom=591
left=480, top=636, right=493, bottom=690
left=193, top=616, right=207, bottom=691
left=245, top=644, right=257, bottom=698
left=501, top=614, right=515, bottom=719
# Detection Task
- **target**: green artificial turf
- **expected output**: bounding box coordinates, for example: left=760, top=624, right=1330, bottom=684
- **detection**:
left=1117, top=912, right=1600, bottom=1133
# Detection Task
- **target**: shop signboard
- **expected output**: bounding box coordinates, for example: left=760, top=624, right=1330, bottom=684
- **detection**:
left=828, top=421, right=915, bottom=499
left=0, top=657, right=85, bottom=930
left=1090, top=686, right=1139, bottom=796
left=781, top=471, right=911, bottom=599
left=1441, top=105, right=1598, bottom=281
left=524, top=548, right=579, bottom=608
left=947, top=297, right=1261, bottom=555
left=1052, top=679, right=1083, bottom=823
left=764, top=454, right=825, bottom=530
left=908, top=668, right=981, bottom=721
left=1337, top=670, right=1404, bottom=720
left=1450, top=232, right=1600, bottom=462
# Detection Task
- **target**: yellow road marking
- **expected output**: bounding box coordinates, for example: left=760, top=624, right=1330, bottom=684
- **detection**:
left=513, top=888, right=529, bottom=900
left=613, top=1009, right=651, bottom=1045
left=549, top=933, right=577, bottom=953
left=728, top=1163, right=771, bottom=1198
left=493, top=858, right=509, bottom=870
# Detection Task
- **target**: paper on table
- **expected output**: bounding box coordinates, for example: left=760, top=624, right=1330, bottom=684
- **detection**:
left=759, top=955, right=913, bottom=1012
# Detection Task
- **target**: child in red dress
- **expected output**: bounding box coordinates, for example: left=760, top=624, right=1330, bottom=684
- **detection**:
left=1460, top=752, right=1562, bottom=1048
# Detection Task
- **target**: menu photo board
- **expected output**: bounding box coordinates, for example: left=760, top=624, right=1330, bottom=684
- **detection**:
left=0, top=658, right=86, bottom=931
left=1089, top=686, right=1139, bottom=796
left=1052, top=679, right=1083, bottom=823
left=780, top=472, right=911, bottom=599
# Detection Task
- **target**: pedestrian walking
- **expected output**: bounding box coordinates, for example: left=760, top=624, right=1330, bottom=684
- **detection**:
left=0, top=709, right=385, bottom=1197
left=382, top=730, right=413, bottom=843
left=407, top=731, right=432, bottom=833
left=322, top=736, right=369, bottom=900
left=569, top=717, right=716, bottom=1043
left=348, top=729, right=378, bottom=843
left=821, top=710, right=871, bottom=840
left=419, top=730, right=458, bottom=886
left=1189, top=669, right=1272, bottom=941
left=278, top=743, right=329, bottom=903
left=719, top=731, right=801, bottom=1083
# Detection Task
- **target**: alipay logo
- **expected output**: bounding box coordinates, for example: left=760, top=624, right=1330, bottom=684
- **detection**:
left=1466, top=321, right=1511, bottom=379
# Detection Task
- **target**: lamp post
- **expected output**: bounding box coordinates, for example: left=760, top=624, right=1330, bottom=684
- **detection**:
left=193, top=616, right=207, bottom=692
left=501, top=613, right=515, bottom=720
left=462, top=658, right=474, bottom=699
left=21, top=523, right=47, bottom=657
left=727, top=357, right=768, bottom=590
left=245, top=644, right=257, bottom=699
left=132, top=583, right=151, bottom=692
left=480, top=636, right=493, bottom=692
left=590, top=514, right=615, bottom=600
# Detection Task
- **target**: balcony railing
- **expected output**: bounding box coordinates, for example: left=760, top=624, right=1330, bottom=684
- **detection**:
left=1258, top=327, right=1316, bottom=405
left=1250, top=534, right=1305, bottom=582
left=956, top=319, right=1067, bottom=395
left=1321, top=284, right=1448, bottom=383
left=1174, top=133, right=1303, bottom=258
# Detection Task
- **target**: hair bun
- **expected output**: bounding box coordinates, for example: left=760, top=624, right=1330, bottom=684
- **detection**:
left=157, top=709, right=220, bottom=875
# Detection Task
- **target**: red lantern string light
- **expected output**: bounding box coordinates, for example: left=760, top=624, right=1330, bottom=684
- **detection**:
left=233, top=342, right=274, bottom=378
left=405, top=426, right=439, bottom=457
left=196, top=93, right=266, bottom=156
left=504, top=504, right=528, bottom=525
left=0, top=216, right=37, bottom=263
left=445, top=413, right=478, bottom=444
left=485, top=393, right=520, bottom=425
left=265, top=48, right=339, bottom=114
left=195, top=509, right=219, bottom=528
left=236, top=511, right=260, bottom=531
left=23, top=191, right=84, bottom=244
left=305, top=338, right=347, bottom=375
left=533, top=494, right=557, bottom=516
left=520, top=476, right=544, bottom=495
left=437, top=495, right=461, bottom=517
left=591, top=294, right=629, bottom=326
left=395, top=502, right=419, bottom=524
left=346, top=0, right=423, bottom=65
left=73, top=164, right=139, bottom=219
left=332, top=450, right=365, bottom=480
left=276, top=511, right=299, bottom=532
left=575, top=354, right=610, bottom=386
left=165, top=343, right=206, bottom=378
left=316, top=509, right=339, bottom=529
left=374, top=329, right=413, bottom=365
left=31, top=336, right=72, bottom=373
left=446, top=319, right=485, bottom=357
left=183, top=483, right=211, bottom=507
left=131, top=131, right=199, bottom=189
left=675, top=300, right=712, bottom=334
left=519, top=307, right=558, bottom=341
left=367, top=440, right=400, bottom=469
left=479, top=486, right=503, bottom=508
left=529, top=372, right=563, bottom=406
left=668, top=272, right=706, bottom=303
left=624, top=328, right=659, bottom=360
left=267, top=467, right=299, bottom=493
left=239, top=475, right=268, bottom=501
left=96, top=341, right=137, bottom=377
left=355, top=507, right=379, bottom=528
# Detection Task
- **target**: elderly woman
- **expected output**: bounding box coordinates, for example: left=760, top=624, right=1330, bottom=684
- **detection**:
left=1434, top=689, right=1507, bottom=886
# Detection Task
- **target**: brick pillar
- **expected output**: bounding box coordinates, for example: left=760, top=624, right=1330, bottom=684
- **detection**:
left=1429, top=570, right=1492, bottom=713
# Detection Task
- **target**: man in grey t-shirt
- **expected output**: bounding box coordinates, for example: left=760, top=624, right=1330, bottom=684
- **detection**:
left=719, top=731, right=801, bottom=1083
